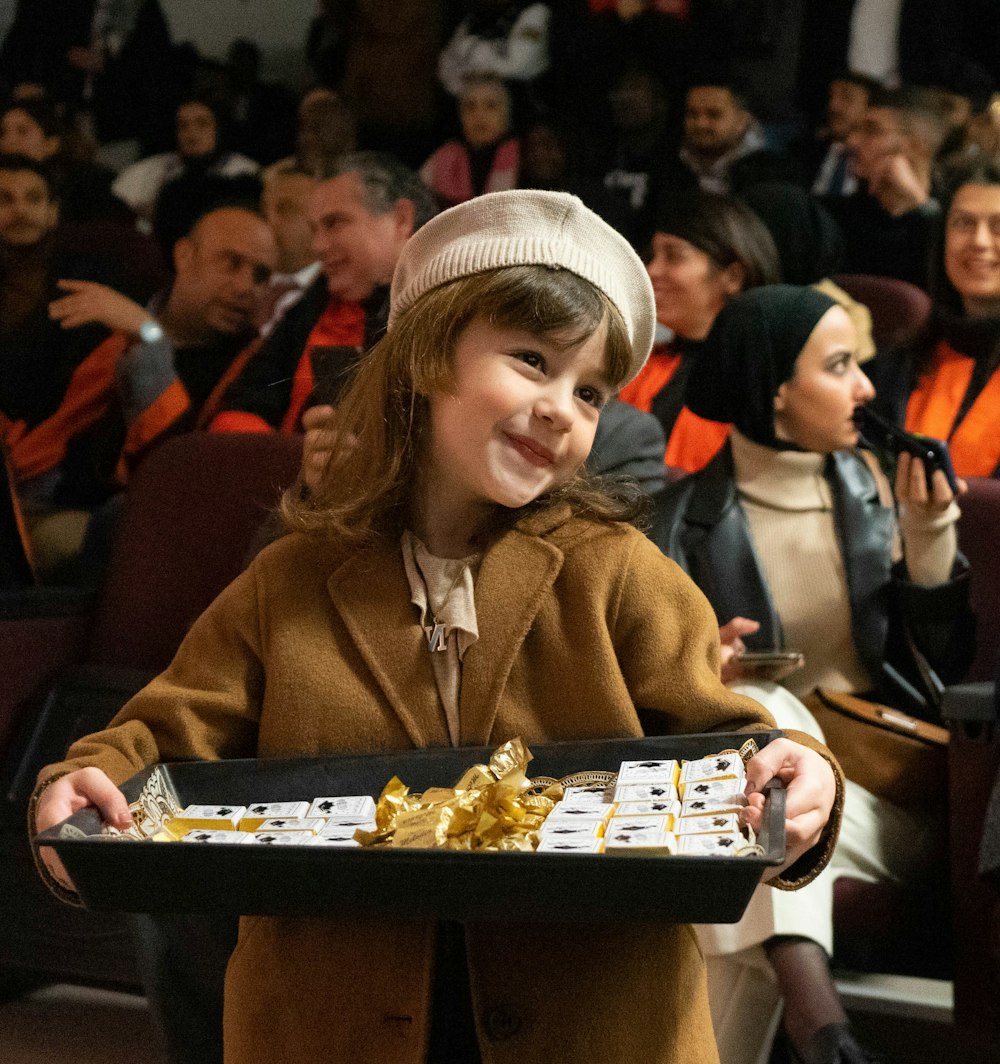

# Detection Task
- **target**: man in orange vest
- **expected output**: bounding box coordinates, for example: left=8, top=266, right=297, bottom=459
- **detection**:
left=3, top=204, right=276, bottom=579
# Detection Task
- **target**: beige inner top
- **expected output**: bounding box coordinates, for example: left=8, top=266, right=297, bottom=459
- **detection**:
left=401, top=530, right=481, bottom=746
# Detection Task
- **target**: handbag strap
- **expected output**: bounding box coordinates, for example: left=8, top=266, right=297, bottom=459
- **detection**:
left=810, top=688, right=949, bottom=747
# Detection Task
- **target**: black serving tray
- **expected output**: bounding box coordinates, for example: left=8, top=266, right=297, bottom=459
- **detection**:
left=36, top=732, right=786, bottom=923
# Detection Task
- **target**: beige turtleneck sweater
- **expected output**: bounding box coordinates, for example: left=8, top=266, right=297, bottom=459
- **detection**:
left=730, top=430, right=959, bottom=699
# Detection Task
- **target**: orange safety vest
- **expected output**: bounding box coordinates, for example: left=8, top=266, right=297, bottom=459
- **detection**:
left=618, top=347, right=731, bottom=473
left=3, top=332, right=259, bottom=486
left=905, top=339, right=1000, bottom=477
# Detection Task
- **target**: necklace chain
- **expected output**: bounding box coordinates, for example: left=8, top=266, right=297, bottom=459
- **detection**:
left=423, top=564, right=468, bottom=653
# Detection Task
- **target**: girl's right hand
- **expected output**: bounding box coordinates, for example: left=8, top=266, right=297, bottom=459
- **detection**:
left=34, top=768, right=132, bottom=893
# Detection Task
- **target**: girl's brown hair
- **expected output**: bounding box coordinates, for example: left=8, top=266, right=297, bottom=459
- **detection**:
left=282, top=265, right=646, bottom=548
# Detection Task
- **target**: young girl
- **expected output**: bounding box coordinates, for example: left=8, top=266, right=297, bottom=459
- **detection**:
left=33, top=191, right=840, bottom=1064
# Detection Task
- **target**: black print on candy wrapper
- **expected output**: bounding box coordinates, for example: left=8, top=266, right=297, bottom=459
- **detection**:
left=718, top=838, right=734, bottom=848
left=693, top=784, right=710, bottom=795
left=650, top=787, right=668, bottom=797
left=636, top=762, right=662, bottom=769
left=194, top=833, right=212, bottom=841
left=715, top=760, right=729, bottom=772
left=651, top=803, right=669, bottom=812
left=257, top=835, right=279, bottom=844
left=271, top=821, right=288, bottom=828
left=691, top=802, right=707, bottom=811
left=250, top=805, right=268, bottom=814
left=319, top=801, right=336, bottom=813
left=712, top=817, right=727, bottom=827
left=552, top=829, right=577, bottom=835
left=215, top=808, right=235, bottom=817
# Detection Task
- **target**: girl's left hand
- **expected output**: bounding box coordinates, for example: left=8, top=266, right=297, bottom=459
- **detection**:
left=894, top=452, right=966, bottom=512
left=742, top=738, right=837, bottom=878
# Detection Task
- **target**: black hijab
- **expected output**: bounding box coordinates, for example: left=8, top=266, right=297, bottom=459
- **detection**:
left=685, top=284, right=838, bottom=449
left=739, top=181, right=844, bottom=285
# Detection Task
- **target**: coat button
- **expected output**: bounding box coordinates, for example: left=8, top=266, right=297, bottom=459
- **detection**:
left=484, top=1005, right=522, bottom=1041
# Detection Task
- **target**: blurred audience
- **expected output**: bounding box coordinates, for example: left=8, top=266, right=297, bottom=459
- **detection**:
left=112, top=97, right=259, bottom=229
left=337, top=0, right=444, bottom=168
left=437, top=0, right=551, bottom=99
left=0, top=154, right=127, bottom=431
left=421, top=75, right=519, bottom=209
left=805, top=72, right=881, bottom=198
left=259, top=166, right=321, bottom=335
left=0, top=96, right=127, bottom=223
left=650, top=283, right=973, bottom=1064
left=594, top=65, right=673, bottom=249
left=211, top=151, right=435, bottom=435
left=219, top=39, right=297, bottom=167
left=672, top=79, right=799, bottom=195
left=823, top=86, right=949, bottom=289
left=4, top=205, right=276, bottom=580
left=265, top=87, right=357, bottom=182
left=0, top=0, right=173, bottom=158
left=306, top=0, right=357, bottom=89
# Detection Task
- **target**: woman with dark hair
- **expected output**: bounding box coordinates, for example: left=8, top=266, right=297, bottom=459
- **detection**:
left=111, top=97, right=259, bottom=227
left=650, top=284, right=974, bottom=1064
left=872, top=158, right=1000, bottom=477
left=420, top=75, right=519, bottom=209
left=618, top=188, right=781, bottom=471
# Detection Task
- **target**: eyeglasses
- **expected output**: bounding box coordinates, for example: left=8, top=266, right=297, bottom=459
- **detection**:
left=946, top=211, right=1000, bottom=238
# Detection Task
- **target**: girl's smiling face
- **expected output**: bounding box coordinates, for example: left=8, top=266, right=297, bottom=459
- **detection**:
left=773, top=306, right=875, bottom=453
left=420, top=316, right=610, bottom=553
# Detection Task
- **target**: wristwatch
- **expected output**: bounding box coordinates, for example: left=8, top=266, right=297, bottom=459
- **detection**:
left=139, top=319, right=164, bottom=344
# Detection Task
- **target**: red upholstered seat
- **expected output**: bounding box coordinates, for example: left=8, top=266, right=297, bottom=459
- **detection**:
left=87, top=432, right=303, bottom=672
left=833, top=273, right=932, bottom=352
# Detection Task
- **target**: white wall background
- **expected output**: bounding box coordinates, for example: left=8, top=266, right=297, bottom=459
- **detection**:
left=161, top=0, right=316, bottom=86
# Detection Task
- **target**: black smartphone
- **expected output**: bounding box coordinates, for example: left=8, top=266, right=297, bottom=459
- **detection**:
left=308, top=346, right=362, bottom=407
left=735, top=650, right=805, bottom=682
left=854, top=406, right=959, bottom=493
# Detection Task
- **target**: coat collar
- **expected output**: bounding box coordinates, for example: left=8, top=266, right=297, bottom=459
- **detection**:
left=325, top=504, right=573, bottom=748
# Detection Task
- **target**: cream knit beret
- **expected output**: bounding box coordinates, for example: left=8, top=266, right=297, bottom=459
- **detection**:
left=389, top=189, right=655, bottom=384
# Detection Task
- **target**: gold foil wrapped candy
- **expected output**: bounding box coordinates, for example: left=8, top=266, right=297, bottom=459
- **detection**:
left=358, top=738, right=560, bottom=852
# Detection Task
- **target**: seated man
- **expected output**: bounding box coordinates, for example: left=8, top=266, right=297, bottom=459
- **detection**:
left=257, top=165, right=321, bottom=336
left=0, top=153, right=142, bottom=430
left=210, top=151, right=436, bottom=434
left=4, top=204, right=276, bottom=579
left=670, top=79, right=799, bottom=196
left=806, top=71, right=881, bottom=198
left=821, top=85, right=949, bottom=290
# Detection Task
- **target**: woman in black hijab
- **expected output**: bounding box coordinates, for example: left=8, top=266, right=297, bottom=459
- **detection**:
left=650, top=285, right=973, bottom=1064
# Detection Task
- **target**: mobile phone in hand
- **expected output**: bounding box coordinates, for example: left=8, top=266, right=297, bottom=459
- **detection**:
left=854, top=406, right=959, bottom=493
left=735, top=650, right=805, bottom=682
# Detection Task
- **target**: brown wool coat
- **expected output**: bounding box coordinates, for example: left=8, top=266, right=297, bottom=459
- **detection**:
left=34, top=505, right=843, bottom=1064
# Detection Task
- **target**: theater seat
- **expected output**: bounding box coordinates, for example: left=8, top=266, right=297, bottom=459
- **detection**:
left=831, top=477, right=1000, bottom=1053
left=833, top=273, right=932, bottom=352
left=0, top=431, right=303, bottom=995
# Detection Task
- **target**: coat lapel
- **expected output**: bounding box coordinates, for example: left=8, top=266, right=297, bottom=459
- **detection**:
left=457, top=515, right=567, bottom=746
left=326, top=543, right=450, bottom=748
